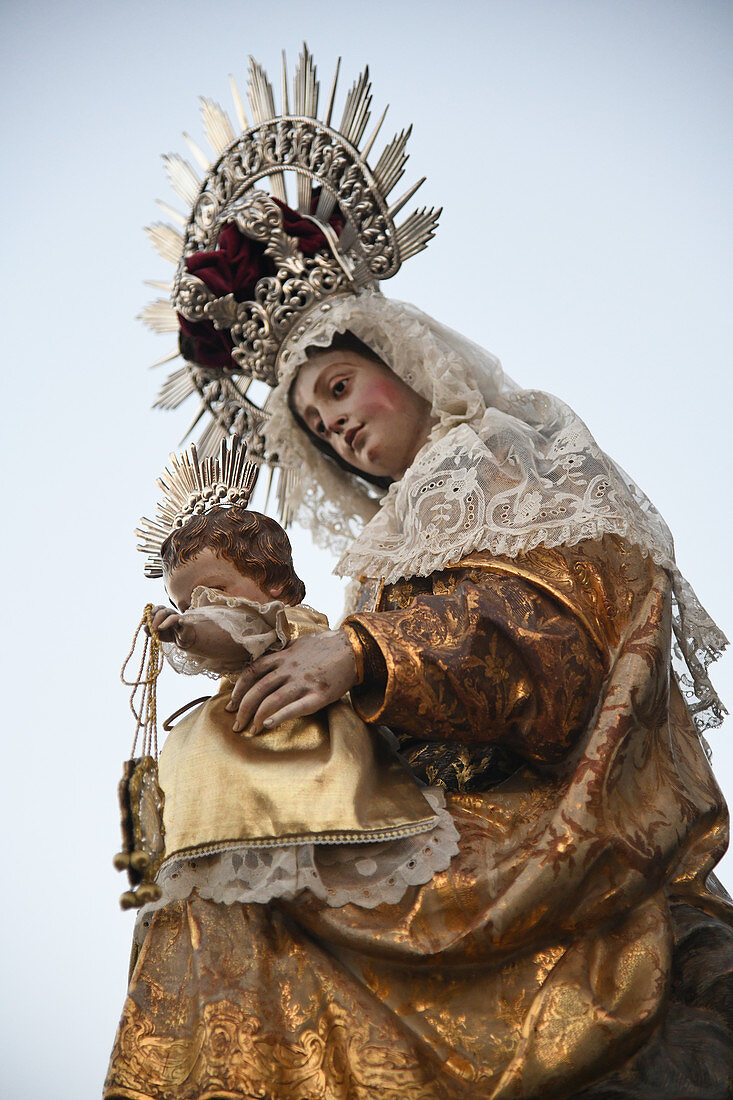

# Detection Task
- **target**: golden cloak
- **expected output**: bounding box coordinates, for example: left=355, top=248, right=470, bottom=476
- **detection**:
left=105, top=537, right=733, bottom=1099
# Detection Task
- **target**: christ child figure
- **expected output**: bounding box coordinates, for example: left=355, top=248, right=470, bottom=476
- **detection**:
left=137, top=502, right=457, bottom=921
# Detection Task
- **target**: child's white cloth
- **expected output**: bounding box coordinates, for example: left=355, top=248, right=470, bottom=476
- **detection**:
left=162, top=586, right=291, bottom=677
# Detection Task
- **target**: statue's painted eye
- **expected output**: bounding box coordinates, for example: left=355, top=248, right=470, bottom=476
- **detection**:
left=332, top=379, right=347, bottom=396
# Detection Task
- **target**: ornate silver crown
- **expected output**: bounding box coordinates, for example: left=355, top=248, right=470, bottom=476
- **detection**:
left=142, top=46, right=440, bottom=461
left=137, top=438, right=258, bottom=578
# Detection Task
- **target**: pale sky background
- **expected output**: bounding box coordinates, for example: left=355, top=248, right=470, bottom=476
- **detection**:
left=1, top=2, right=731, bottom=1095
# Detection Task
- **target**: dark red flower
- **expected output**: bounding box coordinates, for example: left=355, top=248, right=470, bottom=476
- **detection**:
left=185, top=223, right=272, bottom=303
left=179, top=195, right=345, bottom=367
left=177, top=314, right=234, bottom=371
left=276, top=203, right=325, bottom=255
left=273, top=196, right=344, bottom=255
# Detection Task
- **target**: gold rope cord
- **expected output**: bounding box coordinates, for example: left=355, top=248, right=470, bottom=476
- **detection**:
left=120, top=604, right=164, bottom=761
left=115, top=606, right=166, bottom=910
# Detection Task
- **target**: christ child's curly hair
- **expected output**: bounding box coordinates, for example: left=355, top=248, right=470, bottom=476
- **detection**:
left=160, top=506, right=306, bottom=605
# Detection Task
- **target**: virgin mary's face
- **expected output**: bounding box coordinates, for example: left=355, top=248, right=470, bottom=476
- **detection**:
left=290, top=350, right=434, bottom=481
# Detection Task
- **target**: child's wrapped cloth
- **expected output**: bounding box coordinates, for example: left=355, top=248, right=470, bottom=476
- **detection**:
left=136, top=587, right=459, bottom=935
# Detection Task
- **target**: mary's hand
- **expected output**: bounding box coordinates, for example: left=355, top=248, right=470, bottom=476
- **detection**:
left=226, top=630, right=359, bottom=735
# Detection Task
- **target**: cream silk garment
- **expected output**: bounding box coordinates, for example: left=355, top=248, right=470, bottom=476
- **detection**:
left=135, top=590, right=458, bottom=927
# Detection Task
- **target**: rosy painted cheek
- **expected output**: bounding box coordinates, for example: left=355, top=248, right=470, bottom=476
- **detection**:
left=356, top=379, right=406, bottom=418
left=373, top=378, right=404, bottom=403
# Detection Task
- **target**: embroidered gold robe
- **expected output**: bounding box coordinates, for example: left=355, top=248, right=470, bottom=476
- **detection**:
left=105, top=537, right=733, bottom=1099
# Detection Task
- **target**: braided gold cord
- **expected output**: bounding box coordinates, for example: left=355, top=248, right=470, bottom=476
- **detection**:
left=121, top=605, right=164, bottom=759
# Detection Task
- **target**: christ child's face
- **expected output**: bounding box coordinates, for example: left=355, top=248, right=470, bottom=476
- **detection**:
left=165, top=547, right=282, bottom=612
left=290, top=350, right=435, bottom=481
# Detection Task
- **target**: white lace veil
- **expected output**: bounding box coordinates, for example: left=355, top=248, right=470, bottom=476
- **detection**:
left=266, top=291, right=727, bottom=732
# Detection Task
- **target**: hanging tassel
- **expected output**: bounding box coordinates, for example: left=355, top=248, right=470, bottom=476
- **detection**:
left=114, top=606, right=166, bottom=909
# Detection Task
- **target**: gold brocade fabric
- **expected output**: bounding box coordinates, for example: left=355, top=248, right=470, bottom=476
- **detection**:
left=159, top=606, right=436, bottom=853
left=105, top=538, right=732, bottom=1099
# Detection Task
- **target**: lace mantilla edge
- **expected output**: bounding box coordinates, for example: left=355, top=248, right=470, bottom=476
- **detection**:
left=134, top=789, right=458, bottom=939
left=671, top=573, right=728, bottom=733
left=266, top=294, right=727, bottom=733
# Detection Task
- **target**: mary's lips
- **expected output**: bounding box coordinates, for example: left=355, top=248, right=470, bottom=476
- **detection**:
left=345, top=425, right=363, bottom=449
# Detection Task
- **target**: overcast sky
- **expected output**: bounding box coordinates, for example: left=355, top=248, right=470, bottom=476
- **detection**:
left=1, top=2, right=731, bottom=1095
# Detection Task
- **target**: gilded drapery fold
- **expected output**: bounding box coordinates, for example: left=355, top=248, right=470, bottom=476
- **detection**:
left=343, top=544, right=619, bottom=763
left=105, top=538, right=732, bottom=1099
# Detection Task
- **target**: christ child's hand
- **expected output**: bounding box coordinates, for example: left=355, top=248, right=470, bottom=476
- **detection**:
left=148, top=605, right=197, bottom=648
left=149, top=605, right=253, bottom=666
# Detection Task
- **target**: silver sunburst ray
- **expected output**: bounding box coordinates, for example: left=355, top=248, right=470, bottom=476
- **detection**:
left=395, top=206, right=443, bottom=261
left=281, top=50, right=290, bottom=115
left=153, top=367, right=198, bottom=411
left=162, top=153, right=201, bottom=207
left=181, top=132, right=211, bottom=172
left=146, top=222, right=183, bottom=265
left=339, top=66, right=372, bottom=149
left=372, top=127, right=411, bottom=199
left=195, top=415, right=228, bottom=459
left=388, top=176, right=427, bottom=220
left=276, top=466, right=298, bottom=528
left=247, top=56, right=287, bottom=203
left=360, top=104, right=389, bottom=162
left=155, top=199, right=187, bottom=227
left=199, top=97, right=236, bottom=157
left=293, top=44, right=319, bottom=215
left=177, top=401, right=208, bottom=445
left=312, top=56, right=344, bottom=224
left=247, top=55, right=276, bottom=123
left=148, top=349, right=180, bottom=371
left=228, top=73, right=249, bottom=131
left=140, top=298, right=178, bottom=334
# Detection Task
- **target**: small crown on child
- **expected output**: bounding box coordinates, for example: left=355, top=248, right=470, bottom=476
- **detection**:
left=137, top=437, right=258, bottom=577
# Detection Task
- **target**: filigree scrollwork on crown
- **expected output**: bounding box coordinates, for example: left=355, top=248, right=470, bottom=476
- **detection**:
left=182, top=120, right=397, bottom=278
left=234, top=191, right=287, bottom=247
left=213, top=401, right=268, bottom=458
left=176, top=205, right=354, bottom=387
left=176, top=276, right=215, bottom=321
left=176, top=192, right=352, bottom=385
left=184, top=370, right=270, bottom=462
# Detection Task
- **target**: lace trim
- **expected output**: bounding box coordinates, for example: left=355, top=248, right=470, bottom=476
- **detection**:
left=162, top=640, right=220, bottom=678
left=161, top=587, right=290, bottom=677
left=265, top=293, right=727, bottom=731
left=134, top=788, right=459, bottom=939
